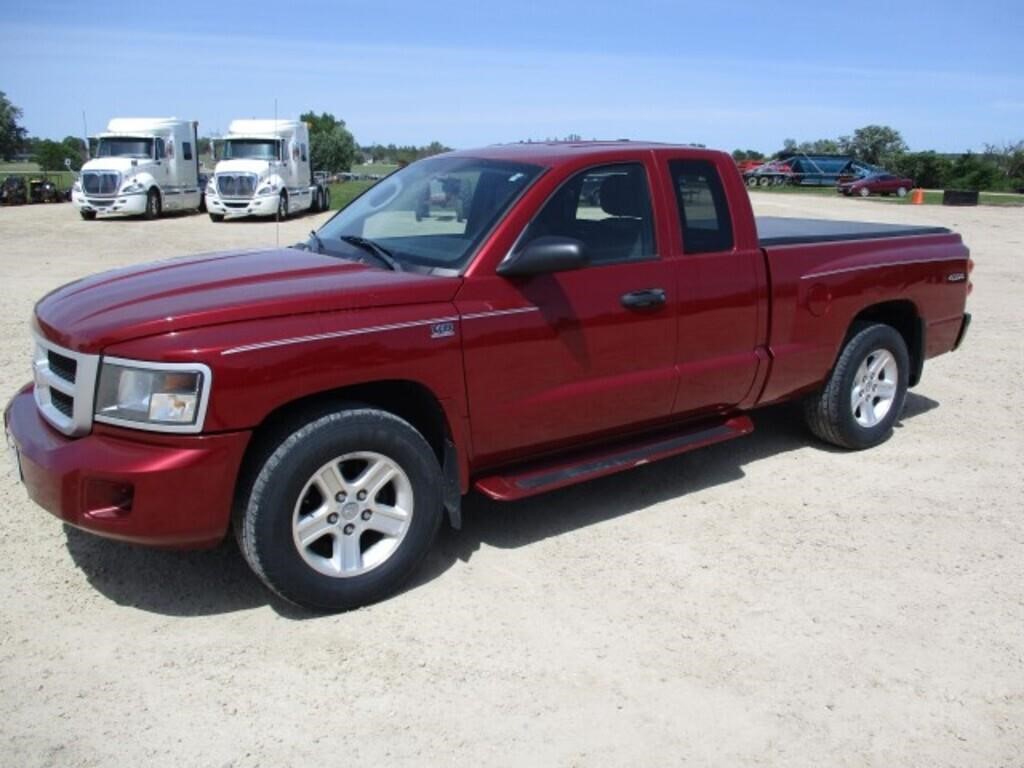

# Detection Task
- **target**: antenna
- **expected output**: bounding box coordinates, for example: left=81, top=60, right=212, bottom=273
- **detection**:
left=82, top=110, right=90, bottom=160
left=274, top=98, right=279, bottom=248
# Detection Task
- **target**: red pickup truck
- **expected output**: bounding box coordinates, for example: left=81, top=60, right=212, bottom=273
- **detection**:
left=5, top=142, right=972, bottom=611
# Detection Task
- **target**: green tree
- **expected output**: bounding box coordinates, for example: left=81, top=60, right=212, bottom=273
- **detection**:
left=890, top=151, right=952, bottom=189
left=32, top=138, right=83, bottom=171
left=299, top=111, right=357, bottom=172
left=841, top=125, right=907, bottom=166
left=0, top=90, right=28, bottom=160
left=947, top=152, right=1003, bottom=191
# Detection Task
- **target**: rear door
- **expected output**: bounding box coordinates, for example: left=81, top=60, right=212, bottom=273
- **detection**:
left=664, top=157, right=765, bottom=415
left=458, top=160, right=679, bottom=464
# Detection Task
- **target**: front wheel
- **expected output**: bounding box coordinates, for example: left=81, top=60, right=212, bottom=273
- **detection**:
left=859, top=186, right=871, bottom=198
left=236, top=408, right=444, bottom=611
left=277, top=192, right=288, bottom=221
left=209, top=213, right=224, bottom=222
left=144, top=188, right=161, bottom=219
left=79, top=210, right=96, bottom=221
left=803, top=323, right=909, bottom=450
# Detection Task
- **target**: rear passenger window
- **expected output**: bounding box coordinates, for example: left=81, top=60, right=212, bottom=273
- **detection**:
left=518, top=163, right=655, bottom=264
left=670, top=160, right=733, bottom=253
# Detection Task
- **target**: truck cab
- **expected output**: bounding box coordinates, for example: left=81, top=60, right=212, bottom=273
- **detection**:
left=72, top=118, right=201, bottom=220
left=205, top=119, right=330, bottom=221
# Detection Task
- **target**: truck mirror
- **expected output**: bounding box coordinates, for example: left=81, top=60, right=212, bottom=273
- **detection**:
left=497, top=236, right=588, bottom=277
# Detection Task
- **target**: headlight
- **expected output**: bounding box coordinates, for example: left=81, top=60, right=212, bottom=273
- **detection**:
left=94, top=359, right=212, bottom=433
left=257, top=183, right=278, bottom=195
left=121, top=180, right=145, bottom=194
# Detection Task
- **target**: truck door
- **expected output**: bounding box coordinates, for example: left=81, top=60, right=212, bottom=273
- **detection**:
left=664, top=157, right=764, bottom=415
left=459, top=161, right=679, bottom=463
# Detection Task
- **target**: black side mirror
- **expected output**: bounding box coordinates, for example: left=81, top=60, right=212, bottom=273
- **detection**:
left=497, top=236, right=588, bottom=277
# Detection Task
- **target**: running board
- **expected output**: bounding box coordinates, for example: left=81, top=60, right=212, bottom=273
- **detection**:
left=474, top=415, right=754, bottom=501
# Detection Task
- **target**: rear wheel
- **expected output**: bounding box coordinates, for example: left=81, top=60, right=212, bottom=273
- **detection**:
left=236, top=408, right=444, bottom=611
left=803, top=323, right=909, bottom=450
left=896, top=186, right=908, bottom=197
left=321, top=186, right=331, bottom=211
left=144, top=188, right=161, bottom=219
left=79, top=210, right=96, bottom=221
left=758, top=176, right=772, bottom=187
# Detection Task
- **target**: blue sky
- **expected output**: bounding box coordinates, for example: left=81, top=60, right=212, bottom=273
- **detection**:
left=2, top=0, right=1021, bottom=153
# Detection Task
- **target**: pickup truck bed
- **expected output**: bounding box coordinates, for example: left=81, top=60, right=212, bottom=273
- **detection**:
left=757, top=216, right=951, bottom=246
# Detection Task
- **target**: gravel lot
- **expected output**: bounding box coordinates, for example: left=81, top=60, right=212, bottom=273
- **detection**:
left=1, top=198, right=1021, bottom=767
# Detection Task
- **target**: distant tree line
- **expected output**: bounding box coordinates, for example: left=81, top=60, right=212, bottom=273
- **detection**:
left=734, top=125, right=1024, bottom=192
left=358, top=141, right=452, bottom=166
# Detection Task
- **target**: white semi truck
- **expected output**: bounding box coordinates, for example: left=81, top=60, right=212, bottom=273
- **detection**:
left=72, top=118, right=202, bottom=220
left=205, top=119, right=330, bottom=221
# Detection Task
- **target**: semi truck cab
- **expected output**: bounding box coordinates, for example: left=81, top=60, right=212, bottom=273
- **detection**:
left=72, top=118, right=202, bottom=220
left=205, top=119, right=330, bottom=221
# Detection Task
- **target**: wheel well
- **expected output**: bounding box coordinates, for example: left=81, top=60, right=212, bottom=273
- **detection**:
left=849, top=300, right=924, bottom=386
left=247, top=380, right=450, bottom=463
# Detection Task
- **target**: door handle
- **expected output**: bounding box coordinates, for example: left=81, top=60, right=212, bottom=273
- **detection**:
left=620, top=288, right=667, bottom=310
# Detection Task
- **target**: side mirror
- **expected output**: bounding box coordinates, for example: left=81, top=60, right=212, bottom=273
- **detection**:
left=497, top=236, right=588, bottom=277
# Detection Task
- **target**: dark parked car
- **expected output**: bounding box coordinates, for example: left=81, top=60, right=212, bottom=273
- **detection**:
left=838, top=173, right=915, bottom=198
left=29, top=177, right=63, bottom=204
left=1, top=176, right=28, bottom=205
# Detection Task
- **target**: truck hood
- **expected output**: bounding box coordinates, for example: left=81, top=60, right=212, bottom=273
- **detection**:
left=81, top=157, right=156, bottom=176
left=34, top=249, right=462, bottom=353
left=215, top=159, right=272, bottom=176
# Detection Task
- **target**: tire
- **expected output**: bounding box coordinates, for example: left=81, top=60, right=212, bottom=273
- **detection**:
left=896, top=187, right=907, bottom=198
left=746, top=176, right=758, bottom=188
left=321, top=187, right=330, bottom=211
left=803, top=323, right=910, bottom=450
left=236, top=408, right=444, bottom=611
left=79, top=211, right=96, bottom=221
left=859, top=186, right=871, bottom=198
left=277, top=192, right=288, bottom=221
left=758, top=176, right=772, bottom=187
left=209, top=213, right=224, bottom=223
left=144, top=188, right=161, bottom=219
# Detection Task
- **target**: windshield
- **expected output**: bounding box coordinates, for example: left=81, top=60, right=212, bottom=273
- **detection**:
left=223, top=139, right=280, bottom=161
left=314, top=156, right=543, bottom=272
left=96, top=137, right=153, bottom=159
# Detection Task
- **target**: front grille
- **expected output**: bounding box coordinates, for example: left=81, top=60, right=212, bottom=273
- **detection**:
left=47, top=350, right=77, bottom=382
left=32, top=335, right=100, bottom=437
left=216, top=173, right=257, bottom=198
left=82, top=171, right=121, bottom=196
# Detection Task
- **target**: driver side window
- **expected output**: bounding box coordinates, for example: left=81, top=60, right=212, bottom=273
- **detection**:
left=519, top=163, right=656, bottom=265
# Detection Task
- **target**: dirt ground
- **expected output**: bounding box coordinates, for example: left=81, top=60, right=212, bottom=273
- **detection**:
left=0, top=197, right=1021, bottom=767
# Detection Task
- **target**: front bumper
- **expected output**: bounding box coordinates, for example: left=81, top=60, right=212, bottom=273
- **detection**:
left=4, top=386, right=250, bottom=548
left=72, top=190, right=147, bottom=217
left=205, top=191, right=278, bottom=219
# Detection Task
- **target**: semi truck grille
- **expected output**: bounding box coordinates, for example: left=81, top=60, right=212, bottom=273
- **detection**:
left=82, top=171, right=121, bottom=196
left=216, top=174, right=257, bottom=198
left=32, top=335, right=101, bottom=437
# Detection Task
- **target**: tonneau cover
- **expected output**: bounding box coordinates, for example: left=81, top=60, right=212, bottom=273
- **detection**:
left=757, top=216, right=950, bottom=247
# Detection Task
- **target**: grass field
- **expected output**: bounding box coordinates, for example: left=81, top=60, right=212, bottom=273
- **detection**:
left=328, top=179, right=377, bottom=210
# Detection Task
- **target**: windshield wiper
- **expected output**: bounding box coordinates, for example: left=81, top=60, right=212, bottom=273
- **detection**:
left=308, top=230, right=325, bottom=253
left=340, top=235, right=403, bottom=272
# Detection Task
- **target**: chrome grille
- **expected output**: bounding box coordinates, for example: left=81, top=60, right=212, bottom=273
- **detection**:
left=32, top=335, right=100, bottom=437
left=82, top=171, right=121, bottom=196
left=216, top=173, right=257, bottom=198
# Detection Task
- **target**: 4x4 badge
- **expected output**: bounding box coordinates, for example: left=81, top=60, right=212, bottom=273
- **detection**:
left=430, top=321, right=455, bottom=339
